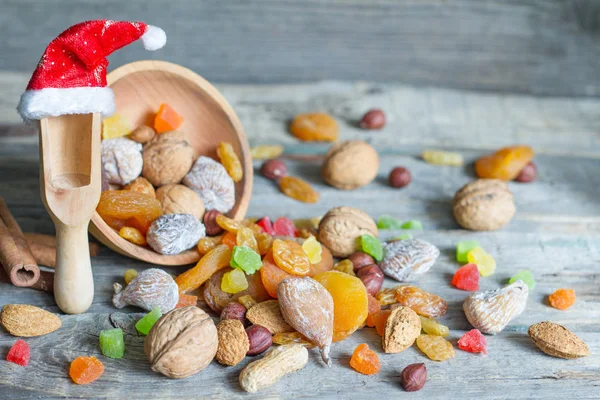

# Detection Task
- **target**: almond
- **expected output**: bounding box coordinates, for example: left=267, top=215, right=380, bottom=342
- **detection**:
left=246, top=300, right=293, bottom=334
left=383, top=305, right=421, bottom=353
left=528, top=321, right=589, bottom=359
left=1, top=304, right=62, bottom=337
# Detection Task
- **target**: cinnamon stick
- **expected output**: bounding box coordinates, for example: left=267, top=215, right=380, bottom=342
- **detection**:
left=0, top=267, right=53, bottom=293
left=23, top=232, right=100, bottom=268
left=0, top=198, right=40, bottom=287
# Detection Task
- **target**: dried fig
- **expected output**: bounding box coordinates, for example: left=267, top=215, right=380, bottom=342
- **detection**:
left=113, top=268, right=178, bottom=313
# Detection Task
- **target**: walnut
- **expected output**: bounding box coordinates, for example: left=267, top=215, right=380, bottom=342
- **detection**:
left=146, top=214, right=206, bottom=255
left=156, top=184, right=205, bottom=220
left=145, top=306, right=218, bottom=379
left=317, top=206, right=378, bottom=258
left=453, top=179, right=516, bottom=231
left=322, top=140, right=379, bottom=190
left=183, top=156, right=235, bottom=213
left=101, top=137, right=143, bottom=185
left=142, top=131, right=194, bottom=187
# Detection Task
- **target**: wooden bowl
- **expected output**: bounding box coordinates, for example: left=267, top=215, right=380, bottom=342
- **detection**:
left=89, top=60, right=252, bottom=266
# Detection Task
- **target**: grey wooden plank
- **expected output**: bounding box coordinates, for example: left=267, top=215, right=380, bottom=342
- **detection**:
left=2, top=0, right=600, bottom=97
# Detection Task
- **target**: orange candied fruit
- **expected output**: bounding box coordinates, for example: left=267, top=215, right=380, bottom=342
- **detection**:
left=289, top=112, right=339, bottom=142
left=372, top=310, right=391, bottom=336
left=154, top=103, right=184, bottom=133
left=365, top=294, right=381, bottom=328
left=475, top=145, right=534, bottom=181
left=176, top=293, right=198, bottom=308
left=548, top=288, right=576, bottom=310
left=350, top=344, right=380, bottom=375
left=69, top=356, right=104, bottom=385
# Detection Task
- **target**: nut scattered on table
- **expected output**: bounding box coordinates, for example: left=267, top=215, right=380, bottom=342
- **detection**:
left=322, top=140, right=379, bottom=190
left=0, top=304, right=62, bottom=337
left=389, top=167, right=411, bottom=188
left=453, top=179, right=516, bottom=231
left=359, top=109, right=386, bottom=130
left=383, top=305, right=421, bottom=354
left=528, top=321, right=589, bottom=359
left=318, top=206, right=378, bottom=258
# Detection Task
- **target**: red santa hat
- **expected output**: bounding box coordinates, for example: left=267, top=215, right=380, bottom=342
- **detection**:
left=17, top=20, right=166, bottom=121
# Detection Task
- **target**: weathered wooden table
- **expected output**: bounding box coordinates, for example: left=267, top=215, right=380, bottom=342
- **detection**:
left=0, top=75, right=598, bottom=399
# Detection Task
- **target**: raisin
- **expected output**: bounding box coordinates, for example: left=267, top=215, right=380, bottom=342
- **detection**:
left=216, top=214, right=262, bottom=234
left=237, top=295, right=258, bottom=310
left=350, top=344, right=380, bottom=375
left=416, top=334, right=456, bottom=362
left=250, top=144, right=284, bottom=160
left=272, top=239, right=311, bottom=276
left=217, top=142, right=243, bottom=182
left=197, top=235, right=223, bottom=254
left=475, top=145, right=535, bottom=181
left=419, top=316, right=449, bottom=337
left=175, top=244, right=232, bottom=293
left=289, top=112, right=339, bottom=142
left=272, top=331, right=315, bottom=348
left=96, top=190, right=162, bottom=235
left=124, top=269, right=138, bottom=284
left=395, top=286, right=448, bottom=319
left=279, top=176, right=320, bottom=203
left=548, top=288, right=576, bottom=310
left=376, top=286, right=400, bottom=306
left=260, top=250, right=295, bottom=299
left=422, top=150, right=464, bottom=166
left=236, top=227, right=259, bottom=253
left=118, top=226, right=147, bottom=246
left=333, top=260, right=356, bottom=276
left=256, top=232, right=274, bottom=255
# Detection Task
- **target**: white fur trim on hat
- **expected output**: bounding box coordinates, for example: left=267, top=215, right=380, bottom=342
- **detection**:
left=141, top=25, right=167, bottom=51
left=17, top=87, right=115, bottom=122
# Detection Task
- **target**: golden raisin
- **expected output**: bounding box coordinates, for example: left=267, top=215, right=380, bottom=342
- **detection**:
left=333, top=260, right=356, bottom=276
left=350, top=344, right=380, bottom=375
left=416, top=334, right=456, bottom=362
left=250, top=144, right=284, bottom=160
left=279, top=176, right=320, bottom=203
left=118, top=227, right=147, bottom=246
left=475, top=145, right=535, bottom=181
left=216, top=215, right=262, bottom=234
left=272, top=331, right=315, bottom=348
left=256, top=232, right=273, bottom=255
left=548, top=288, right=576, bottom=310
left=124, top=269, right=138, bottom=284
left=197, top=235, right=223, bottom=255
left=395, top=286, right=448, bottom=319
left=376, top=286, right=401, bottom=306
left=272, top=239, right=311, bottom=276
left=237, top=295, right=258, bottom=309
left=217, top=142, right=243, bottom=182
left=290, top=112, right=339, bottom=142
left=236, top=227, right=259, bottom=252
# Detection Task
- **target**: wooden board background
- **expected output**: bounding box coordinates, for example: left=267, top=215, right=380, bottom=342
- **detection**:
left=2, top=0, right=600, bottom=97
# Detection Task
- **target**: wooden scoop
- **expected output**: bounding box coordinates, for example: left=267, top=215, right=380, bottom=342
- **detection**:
left=38, top=113, right=101, bottom=314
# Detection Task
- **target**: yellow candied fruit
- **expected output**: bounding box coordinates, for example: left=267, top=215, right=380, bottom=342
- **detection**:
left=302, top=236, right=322, bottom=264
left=422, top=150, right=464, bottom=166
left=250, top=144, right=284, bottom=160
left=102, top=113, right=131, bottom=139
left=467, top=247, right=496, bottom=277
left=221, top=268, right=249, bottom=294
left=118, top=226, right=147, bottom=246
left=237, top=295, right=258, bottom=309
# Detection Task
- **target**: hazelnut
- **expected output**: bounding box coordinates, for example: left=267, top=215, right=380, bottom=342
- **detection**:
left=453, top=179, right=516, bottom=231
left=246, top=325, right=272, bottom=356
left=322, top=140, right=379, bottom=190
left=124, top=177, right=156, bottom=198
left=348, top=252, right=375, bottom=272
left=144, top=306, right=218, bottom=379
left=204, top=209, right=224, bottom=236
left=129, top=125, right=156, bottom=144
left=155, top=184, right=205, bottom=220
left=101, top=137, right=143, bottom=186
left=221, top=302, right=247, bottom=325
left=260, top=159, right=287, bottom=181
left=142, top=131, right=195, bottom=187
left=317, top=206, right=378, bottom=258
left=356, top=264, right=384, bottom=296
left=515, top=161, right=536, bottom=183
left=359, top=109, right=386, bottom=130
left=216, top=319, right=249, bottom=366
left=389, top=167, right=411, bottom=188
left=400, top=363, right=427, bottom=392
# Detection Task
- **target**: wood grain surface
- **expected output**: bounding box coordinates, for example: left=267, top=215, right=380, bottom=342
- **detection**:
left=0, top=75, right=599, bottom=399
left=2, top=0, right=600, bottom=97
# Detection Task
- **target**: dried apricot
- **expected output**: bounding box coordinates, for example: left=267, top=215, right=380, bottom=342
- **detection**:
left=395, top=286, right=448, bottom=319
left=350, top=344, right=380, bottom=375
left=475, top=145, right=535, bottom=181
left=279, top=176, right=320, bottom=203
left=175, top=244, right=232, bottom=293
left=272, top=239, right=311, bottom=276
left=69, top=356, right=104, bottom=385
left=372, top=310, right=391, bottom=336
left=365, top=294, right=381, bottom=328
left=118, top=226, right=146, bottom=246
left=217, top=142, right=243, bottom=182
left=308, top=245, right=334, bottom=276
left=260, top=250, right=295, bottom=298
left=290, top=112, right=339, bottom=142
left=548, top=288, right=576, bottom=310
left=314, top=271, right=368, bottom=342
left=97, top=190, right=162, bottom=235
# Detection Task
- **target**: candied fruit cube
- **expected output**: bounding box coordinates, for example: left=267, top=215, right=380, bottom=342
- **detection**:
left=456, top=240, right=479, bottom=263
left=124, top=269, right=138, bottom=284
left=467, top=247, right=496, bottom=277
left=154, top=103, right=184, bottom=133
left=231, top=246, right=262, bottom=275
left=136, top=306, right=162, bottom=335
left=372, top=310, right=391, bottom=336
left=457, top=329, right=487, bottom=354
left=509, top=270, right=535, bottom=290
left=419, top=316, right=449, bottom=337
left=452, top=264, right=480, bottom=291
left=221, top=268, right=249, bottom=294
left=302, top=236, right=322, bottom=264
left=99, top=328, right=125, bottom=359
left=401, top=220, right=423, bottom=230
left=6, top=339, right=30, bottom=366
left=422, top=150, right=464, bottom=166
left=350, top=344, right=380, bottom=375
left=257, top=216, right=276, bottom=235
left=176, top=293, right=198, bottom=308
left=548, top=288, right=576, bottom=310
left=273, top=217, right=297, bottom=237
left=359, top=235, right=383, bottom=262
left=70, top=356, right=104, bottom=385
left=377, top=215, right=403, bottom=230
left=102, top=113, right=131, bottom=139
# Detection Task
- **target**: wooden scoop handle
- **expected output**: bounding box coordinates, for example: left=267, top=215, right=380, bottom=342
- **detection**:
left=53, top=221, right=94, bottom=314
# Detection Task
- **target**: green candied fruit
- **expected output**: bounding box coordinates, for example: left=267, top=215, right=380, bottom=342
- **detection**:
left=456, top=240, right=479, bottom=263
left=359, top=235, right=383, bottom=262
left=401, top=220, right=423, bottom=230
left=377, top=215, right=403, bottom=230
left=509, top=270, right=536, bottom=290
left=136, top=306, right=162, bottom=336
left=392, top=233, right=413, bottom=241
left=230, top=246, right=262, bottom=275
left=99, top=328, right=125, bottom=359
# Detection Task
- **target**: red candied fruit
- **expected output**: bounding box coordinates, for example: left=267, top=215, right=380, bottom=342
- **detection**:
left=7, top=339, right=30, bottom=366
left=452, top=264, right=480, bottom=291
left=257, top=216, right=276, bottom=235
left=273, top=217, right=297, bottom=237
left=458, top=329, right=487, bottom=354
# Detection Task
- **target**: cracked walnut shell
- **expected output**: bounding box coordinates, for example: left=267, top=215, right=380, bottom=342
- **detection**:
left=317, top=206, right=378, bottom=258
left=145, top=306, right=218, bottom=379
left=453, top=179, right=516, bottom=231
left=322, top=140, right=379, bottom=190
left=156, top=184, right=205, bottom=220
left=142, top=131, right=195, bottom=187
